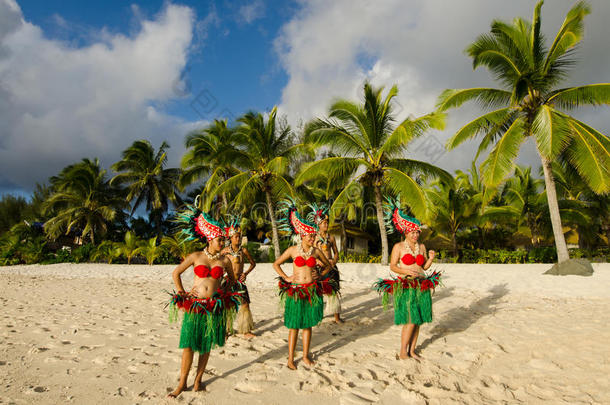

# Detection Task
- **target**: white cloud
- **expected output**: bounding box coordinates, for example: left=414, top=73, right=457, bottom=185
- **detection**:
left=275, top=0, right=610, bottom=173
left=238, top=0, right=265, bottom=25
left=0, top=1, right=205, bottom=190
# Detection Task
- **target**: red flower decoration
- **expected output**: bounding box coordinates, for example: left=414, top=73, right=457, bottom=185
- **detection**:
left=415, top=254, right=425, bottom=266
left=401, top=254, right=415, bottom=265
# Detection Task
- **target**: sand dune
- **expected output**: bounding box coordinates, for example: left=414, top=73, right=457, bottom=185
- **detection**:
left=1, top=263, right=609, bottom=404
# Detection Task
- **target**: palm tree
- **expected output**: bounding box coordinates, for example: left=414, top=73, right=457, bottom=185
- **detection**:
left=180, top=119, right=247, bottom=213
left=426, top=179, right=476, bottom=257
left=111, top=140, right=182, bottom=238
left=91, top=240, right=120, bottom=264
left=482, top=166, right=546, bottom=247
left=437, top=1, right=610, bottom=262
left=135, top=236, right=162, bottom=265
left=454, top=161, right=499, bottom=249
left=43, top=159, right=127, bottom=245
left=160, top=234, right=200, bottom=261
left=209, top=107, right=308, bottom=258
left=116, top=230, right=139, bottom=264
left=297, top=83, right=449, bottom=264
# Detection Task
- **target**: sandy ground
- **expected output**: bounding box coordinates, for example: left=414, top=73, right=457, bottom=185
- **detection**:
left=1, top=262, right=609, bottom=405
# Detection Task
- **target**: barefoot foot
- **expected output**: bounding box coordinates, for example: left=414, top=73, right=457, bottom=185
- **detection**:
left=168, top=385, right=185, bottom=398
left=240, top=332, right=256, bottom=339
left=193, top=381, right=206, bottom=392
left=303, top=356, right=315, bottom=366
left=399, top=352, right=409, bottom=360
left=409, top=352, right=422, bottom=360
left=287, top=361, right=297, bottom=370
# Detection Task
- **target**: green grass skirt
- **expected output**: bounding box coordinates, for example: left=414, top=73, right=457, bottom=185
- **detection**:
left=393, top=288, right=432, bottom=325
left=283, top=294, right=324, bottom=329
left=179, top=311, right=227, bottom=353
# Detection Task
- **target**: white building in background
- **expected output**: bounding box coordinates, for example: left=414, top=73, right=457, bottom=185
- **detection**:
left=328, top=224, right=372, bottom=255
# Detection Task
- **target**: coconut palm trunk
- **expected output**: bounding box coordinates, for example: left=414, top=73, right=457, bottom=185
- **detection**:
left=374, top=184, right=389, bottom=265
left=340, top=220, right=348, bottom=256
left=540, top=156, right=569, bottom=262
left=265, top=190, right=281, bottom=258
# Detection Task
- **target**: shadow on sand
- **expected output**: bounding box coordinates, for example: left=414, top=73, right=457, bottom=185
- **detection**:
left=419, top=283, right=508, bottom=351
left=205, top=284, right=460, bottom=384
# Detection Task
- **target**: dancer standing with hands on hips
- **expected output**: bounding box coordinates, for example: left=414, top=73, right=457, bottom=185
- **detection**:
left=273, top=198, right=332, bottom=369
left=374, top=197, right=442, bottom=360
left=166, top=203, right=243, bottom=397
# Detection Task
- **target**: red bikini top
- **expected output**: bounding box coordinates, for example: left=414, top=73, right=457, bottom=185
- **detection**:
left=402, top=254, right=426, bottom=266
left=294, top=256, right=317, bottom=268
left=194, top=265, right=224, bottom=279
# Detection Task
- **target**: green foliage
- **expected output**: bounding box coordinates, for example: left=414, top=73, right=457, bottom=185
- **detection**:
left=135, top=236, right=161, bottom=265
left=72, top=244, right=95, bottom=263
left=338, top=252, right=381, bottom=263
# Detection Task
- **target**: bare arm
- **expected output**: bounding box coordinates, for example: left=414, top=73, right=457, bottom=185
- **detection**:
left=273, top=246, right=294, bottom=282
left=421, top=244, right=435, bottom=270
left=330, top=235, right=339, bottom=265
left=172, top=253, right=196, bottom=293
left=242, top=247, right=256, bottom=275
left=223, top=256, right=236, bottom=286
left=313, top=247, right=331, bottom=276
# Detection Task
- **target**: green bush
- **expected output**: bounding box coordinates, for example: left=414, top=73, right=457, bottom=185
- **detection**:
left=72, top=244, right=95, bottom=263
left=527, top=247, right=557, bottom=263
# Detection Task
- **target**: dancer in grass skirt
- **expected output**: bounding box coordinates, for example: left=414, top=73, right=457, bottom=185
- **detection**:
left=222, top=214, right=257, bottom=338
left=308, top=202, right=343, bottom=323
left=373, top=197, right=441, bottom=360
left=166, top=203, right=242, bottom=397
left=273, top=198, right=332, bottom=369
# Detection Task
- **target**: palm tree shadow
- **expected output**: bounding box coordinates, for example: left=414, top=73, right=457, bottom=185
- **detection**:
left=419, top=283, right=508, bottom=351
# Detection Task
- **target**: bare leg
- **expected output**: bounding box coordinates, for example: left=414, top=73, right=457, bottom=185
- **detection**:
left=193, top=352, right=210, bottom=392
left=399, top=324, right=414, bottom=359
left=238, top=303, right=256, bottom=339
left=334, top=313, right=344, bottom=324
left=168, top=348, right=194, bottom=398
left=302, top=328, right=315, bottom=366
left=408, top=325, right=422, bottom=359
left=287, top=329, right=298, bottom=370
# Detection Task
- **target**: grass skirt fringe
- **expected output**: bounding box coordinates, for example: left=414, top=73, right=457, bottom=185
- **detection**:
left=278, top=279, right=323, bottom=329
left=373, top=272, right=441, bottom=326
left=319, top=266, right=341, bottom=314
left=167, top=289, right=242, bottom=353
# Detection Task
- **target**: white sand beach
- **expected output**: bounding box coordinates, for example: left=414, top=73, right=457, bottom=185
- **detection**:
left=1, top=262, right=609, bottom=404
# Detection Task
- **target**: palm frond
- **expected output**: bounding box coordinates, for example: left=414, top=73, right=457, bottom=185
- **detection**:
left=446, top=107, right=513, bottom=150
left=384, top=168, right=427, bottom=219
left=294, top=157, right=363, bottom=186
left=532, top=105, right=573, bottom=159
left=547, top=84, right=610, bottom=110
left=436, top=88, right=511, bottom=112
left=564, top=118, right=610, bottom=194
left=480, top=118, right=526, bottom=187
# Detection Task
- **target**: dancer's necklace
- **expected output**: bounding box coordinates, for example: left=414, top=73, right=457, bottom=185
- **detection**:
left=298, top=243, right=314, bottom=257
left=404, top=240, right=419, bottom=255
left=204, top=247, right=222, bottom=260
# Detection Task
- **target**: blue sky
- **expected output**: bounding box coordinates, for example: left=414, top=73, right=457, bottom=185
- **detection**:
left=18, top=0, right=291, bottom=123
left=2, top=0, right=610, bottom=199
